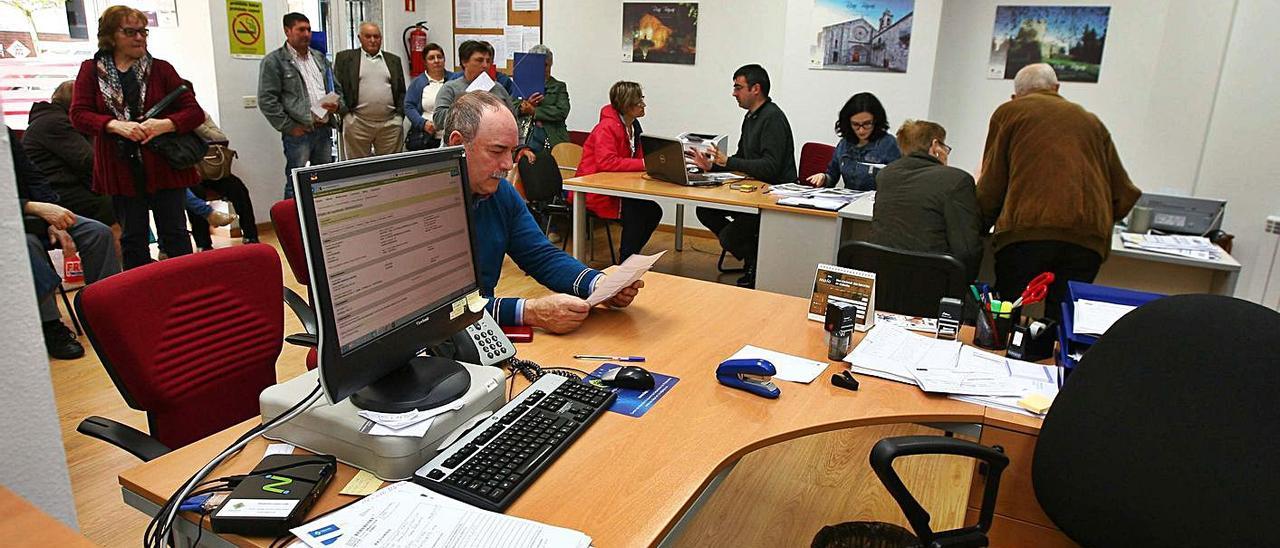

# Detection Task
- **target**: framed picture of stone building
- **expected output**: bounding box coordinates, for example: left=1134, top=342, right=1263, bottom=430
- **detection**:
left=808, top=0, right=914, bottom=73
left=987, top=5, right=1111, bottom=82
left=622, top=2, right=698, bottom=65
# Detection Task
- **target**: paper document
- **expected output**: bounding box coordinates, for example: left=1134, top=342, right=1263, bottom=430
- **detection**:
left=727, top=345, right=828, bottom=383
left=843, top=323, right=961, bottom=385
left=465, top=71, right=497, bottom=93
left=513, top=0, right=539, bottom=10
left=912, top=346, right=1061, bottom=396
left=264, top=443, right=295, bottom=456
left=778, top=196, right=847, bottom=211
left=366, top=416, right=435, bottom=438
left=1072, top=299, right=1137, bottom=336
left=311, top=92, right=339, bottom=119
left=586, top=251, right=665, bottom=306
left=1119, top=233, right=1223, bottom=261
left=874, top=312, right=938, bottom=333
left=765, top=183, right=819, bottom=197
left=359, top=401, right=465, bottom=430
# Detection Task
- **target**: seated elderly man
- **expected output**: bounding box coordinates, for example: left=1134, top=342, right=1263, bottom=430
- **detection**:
left=444, top=91, right=642, bottom=333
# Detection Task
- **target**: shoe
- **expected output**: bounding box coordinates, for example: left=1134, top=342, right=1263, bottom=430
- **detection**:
left=548, top=232, right=563, bottom=244
left=736, top=266, right=756, bottom=289
left=205, top=210, right=238, bottom=227
left=43, top=320, right=84, bottom=360
left=242, top=237, right=260, bottom=245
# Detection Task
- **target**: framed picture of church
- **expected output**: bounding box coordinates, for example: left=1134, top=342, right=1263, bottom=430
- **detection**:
left=622, top=2, right=698, bottom=65
left=808, top=0, right=914, bottom=73
left=987, top=5, right=1111, bottom=83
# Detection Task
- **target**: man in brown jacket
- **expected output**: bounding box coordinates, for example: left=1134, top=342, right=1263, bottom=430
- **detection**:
left=976, top=63, right=1141, bottom=319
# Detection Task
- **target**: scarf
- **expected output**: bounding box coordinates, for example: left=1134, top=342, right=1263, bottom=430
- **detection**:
left=95, top=49, right=152, bottom=121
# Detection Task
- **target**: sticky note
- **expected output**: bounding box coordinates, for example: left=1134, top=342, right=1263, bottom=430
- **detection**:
left=450, top=299, right=465, bottom=319
left=466, top=291, right=488, bottom=313
left=1017, top=393, right=1054, bottom=414
left=264, top=443, right=295, bottom=456
left=339, top=470, right=383, bottom=496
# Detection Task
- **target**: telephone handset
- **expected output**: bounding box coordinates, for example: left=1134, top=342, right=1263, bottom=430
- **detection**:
left=431, top=310, right=516, bottom=366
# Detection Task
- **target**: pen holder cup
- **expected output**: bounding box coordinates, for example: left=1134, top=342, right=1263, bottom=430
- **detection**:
left=974, top=309, right=1018, bottom=351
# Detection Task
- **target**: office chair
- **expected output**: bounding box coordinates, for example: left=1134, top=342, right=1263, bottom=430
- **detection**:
left=74, top=245, right=282, bottom=461
left=799, top=141, right=836, bottom=181
left=568, top=130, right=589, bottom=147
left=550, top=141, right=583, bottom=181
left=520, top=147, right=618, bottom=264
left=270, top=199, right=319, bottom=371
left=837, top=241, right=968, bottom=318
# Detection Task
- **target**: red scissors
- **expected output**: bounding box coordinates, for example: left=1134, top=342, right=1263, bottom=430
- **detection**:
left=1013, top=272, right=1055, bottom=308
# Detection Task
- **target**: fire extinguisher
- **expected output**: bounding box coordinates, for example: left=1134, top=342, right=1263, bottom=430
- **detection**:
left=403, top=22, right=429, bottom=77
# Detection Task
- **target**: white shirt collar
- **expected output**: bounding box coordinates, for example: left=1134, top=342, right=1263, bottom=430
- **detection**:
left=362, top=49, right=384, bottom=60
left=287, top=44, right=310, bottom=61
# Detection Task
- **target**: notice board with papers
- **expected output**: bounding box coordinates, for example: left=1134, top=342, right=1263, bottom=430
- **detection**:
left=453, top=0, right=543, bottom=73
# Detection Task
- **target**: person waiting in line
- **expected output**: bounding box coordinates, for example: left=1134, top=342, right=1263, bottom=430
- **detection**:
left=445, top=91, right=643, bottom=333
left=70, top=5, right=206, bottom=270
left=432, top=40, right=520, bottom=138
left=805, top=92, right=901, bottom=191
left=404, top=42, right=458, bottom=150
left=22, top=81, right=117, bottom=230
left=524, top=44, right=570, bottom=151
left=333, top=22, right=406, bottom=158
left=178, top=189, right=236, bottom=252
left=576, top=81, right=663, bottom=262
left=690, top=64, right=797, bottom=288
left=869, top=120, right=983, bottom=280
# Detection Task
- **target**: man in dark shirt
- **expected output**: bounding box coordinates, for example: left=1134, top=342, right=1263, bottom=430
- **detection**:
left=691, top=64, right=796, bottom=288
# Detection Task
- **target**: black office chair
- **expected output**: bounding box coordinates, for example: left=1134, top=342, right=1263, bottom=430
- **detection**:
left=837, top=241, right=968, bottom=318
left=841, top=294, right=1278, bottom=547
left=519, top=149, right=618, bottom=264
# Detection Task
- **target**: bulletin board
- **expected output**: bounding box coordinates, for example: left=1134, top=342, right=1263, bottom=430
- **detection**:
left=451, top=0, right=543, bottom=72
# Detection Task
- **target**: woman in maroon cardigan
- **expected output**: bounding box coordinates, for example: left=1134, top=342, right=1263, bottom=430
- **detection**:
left=70, top=5, right=204, bottom=269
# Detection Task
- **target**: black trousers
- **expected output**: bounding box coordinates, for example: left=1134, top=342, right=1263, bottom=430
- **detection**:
left=114, top=188, right=189, bottom=270
left=695, top=207, right=760, bottom=265
left=994, top=240, right=1103, bottom=322
left=619, top=198, right=663, bottom=261
left=187, top=175, right=259, bottom=249
left=53, top=183, right=116, bottom=226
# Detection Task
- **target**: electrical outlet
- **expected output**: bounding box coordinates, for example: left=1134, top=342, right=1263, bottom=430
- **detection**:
left=1266, top=215, right=1280, bottom=235
left=242, top=96, right=257, bottom=108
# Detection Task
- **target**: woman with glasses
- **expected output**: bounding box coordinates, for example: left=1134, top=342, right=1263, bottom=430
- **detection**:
left=805, top=92, right=900, bottom=191
left=869, top=120, right=983, bottom=281
left=576, top=81, right=663, bottom=261
left=70, top=5, right=205, bottom=269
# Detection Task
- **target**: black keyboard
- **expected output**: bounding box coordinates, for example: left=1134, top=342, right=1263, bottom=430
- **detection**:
left=412, top=373, right=616, bottom=511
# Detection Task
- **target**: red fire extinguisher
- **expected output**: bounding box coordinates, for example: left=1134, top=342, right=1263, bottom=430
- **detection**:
left=403, top=22, right=429, bottom=77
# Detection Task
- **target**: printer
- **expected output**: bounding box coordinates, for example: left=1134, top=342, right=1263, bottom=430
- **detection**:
left=1133, top=193, right=1226, bottom=236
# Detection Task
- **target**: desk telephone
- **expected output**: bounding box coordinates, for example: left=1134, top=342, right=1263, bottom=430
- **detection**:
left=431, top=311, right=517, bottom=367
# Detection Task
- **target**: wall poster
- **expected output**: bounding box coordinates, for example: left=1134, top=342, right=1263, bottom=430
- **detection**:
left=622, top=2, right=698, bottom=65
left=987, top=5, right=1111, bottom=82
left=808, top=0, right=915, bottom=73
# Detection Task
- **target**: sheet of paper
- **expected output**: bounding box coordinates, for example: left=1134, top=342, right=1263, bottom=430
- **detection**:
left=504, top=26, right=525, bottom=57
left=778, top=196, right=847, bottom=210
left=310, top=92, right=339, bottom=119
left=843, top=323, right=961, bottom=385
left=912, top=346, right=1059, bottom=396
left=366, top=416, right=436, bottom=438
left=874, top=312, right=938, bottom=333
left=456, top=0, right=507, bottom=28
left=513, top=0, right=539, bottom=11
left=728, top=345, right=828, bottom=384
left=521, top=27, right=542, bottom=51
left=291, top=482, right=477, bottom=548
left=465, top=70, right=497, bottom=93
left=339, top=470, right=384, bottom=496
left=1072, top=299, right=1137, bottom=335
left=264, top=443, right=295, bottom=456
left=358, top=401, right=464, bottom=430
left=586, top=251, right=665, bottom=306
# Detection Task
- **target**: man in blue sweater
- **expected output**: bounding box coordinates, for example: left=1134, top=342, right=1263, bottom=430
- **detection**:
left=445, top=91, right=643, bottom=333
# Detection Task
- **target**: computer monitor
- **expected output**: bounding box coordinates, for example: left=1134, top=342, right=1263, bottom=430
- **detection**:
left=293, top=147, right=483, bottom=413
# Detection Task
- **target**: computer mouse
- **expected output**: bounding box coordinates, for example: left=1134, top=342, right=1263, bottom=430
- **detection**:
left=599, top=365, right=656, bottom=391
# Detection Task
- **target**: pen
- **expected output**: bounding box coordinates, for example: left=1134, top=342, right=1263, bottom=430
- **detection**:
left=574, top=355, right=646, bottom=362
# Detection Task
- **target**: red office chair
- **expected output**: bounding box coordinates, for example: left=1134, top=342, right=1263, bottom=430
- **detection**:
left=270, top=199, right=319, bottom=370
left=799, top=141, right=836, bottom=181
left=75, top=245, right=282, bottom=460
left=568, top=130, right=589, bottom=147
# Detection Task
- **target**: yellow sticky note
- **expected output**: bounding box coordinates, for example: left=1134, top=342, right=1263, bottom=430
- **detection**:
left=339, top=470, right=383, bottom=496
left=450, top=298, right=465, bottom=319
left=1017, top=393, right=1054, bottom=415
left=466, top=291, right=489, bottom=313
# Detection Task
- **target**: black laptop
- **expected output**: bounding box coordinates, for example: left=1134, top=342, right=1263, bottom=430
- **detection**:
left=641, top=135, right=718, bottom=186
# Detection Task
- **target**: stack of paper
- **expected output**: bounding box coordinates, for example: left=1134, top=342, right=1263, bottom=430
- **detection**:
left=1071, top=299, right=1137, bottom=336
left=1120, top=233, right=1223, bottom=261
left=358, top=401, right=464, bottom=438
left=291, top=482, right=591, bottom=548
left=767, top=185, right=870, bottom=210
left=843, top=323, right=961, bottom=384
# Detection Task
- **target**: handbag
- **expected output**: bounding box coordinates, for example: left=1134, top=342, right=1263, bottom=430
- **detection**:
left=139, top=84, right=209, bottom=170
left=197, top=143, right=236, bottom=180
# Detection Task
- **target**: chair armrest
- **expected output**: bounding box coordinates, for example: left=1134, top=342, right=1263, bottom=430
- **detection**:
left=284, top=287, right=316, bottom=335
left=285, top=333, right=318, bottom=347
left=870, top=435, right=1009, bottom=547
left=77, top=416, right=171, bottom=462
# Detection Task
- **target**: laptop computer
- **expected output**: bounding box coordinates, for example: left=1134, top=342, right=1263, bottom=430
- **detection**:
left=641, top=135, right=719, bottom=186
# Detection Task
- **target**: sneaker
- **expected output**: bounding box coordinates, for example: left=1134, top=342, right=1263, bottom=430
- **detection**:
left=43, top=320, right=84, bottom=360
left=205, top=210, right=238, bottom=227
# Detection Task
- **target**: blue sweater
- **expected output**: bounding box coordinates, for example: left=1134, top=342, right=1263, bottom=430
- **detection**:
left=475, top=179, right=602, bottom=325
left=825, top=133, right=902, bottom=191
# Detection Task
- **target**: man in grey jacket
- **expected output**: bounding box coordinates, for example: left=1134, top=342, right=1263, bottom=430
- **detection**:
left=258, top=12, right=345, bottom=198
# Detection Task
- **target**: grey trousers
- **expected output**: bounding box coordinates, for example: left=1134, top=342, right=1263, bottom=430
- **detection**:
left=27, top=215, right=121, bottom=322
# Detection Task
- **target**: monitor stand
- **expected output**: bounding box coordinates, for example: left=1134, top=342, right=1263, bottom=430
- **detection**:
left=259, top=362, right=506, bottom=481
left=351, top=356, right=471, bottom=414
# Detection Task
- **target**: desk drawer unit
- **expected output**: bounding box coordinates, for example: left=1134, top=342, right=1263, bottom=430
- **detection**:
left=968, top=426, right=1079, bottom=547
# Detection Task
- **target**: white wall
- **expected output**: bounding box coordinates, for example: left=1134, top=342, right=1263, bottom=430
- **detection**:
left=144, top=0, right=221, bottom=124
left=0, top=116, right=79, bottom=528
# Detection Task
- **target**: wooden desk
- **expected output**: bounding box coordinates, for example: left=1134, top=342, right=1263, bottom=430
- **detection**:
left=0, top=486, right=97, bottom=547
left=119, top=273, right=1066, bottom=547
left=564, top=172, right=838, bottom=298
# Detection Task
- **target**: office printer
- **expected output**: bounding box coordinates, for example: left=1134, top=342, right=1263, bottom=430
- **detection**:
left=1134, top=193, right=1226, bottom=235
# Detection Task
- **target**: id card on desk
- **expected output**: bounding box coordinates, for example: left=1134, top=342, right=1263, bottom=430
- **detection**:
left=586, top=364, right=679, bottom=418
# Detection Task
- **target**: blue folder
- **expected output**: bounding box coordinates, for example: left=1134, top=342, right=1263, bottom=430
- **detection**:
left=511, top=52, right=546, bottom=99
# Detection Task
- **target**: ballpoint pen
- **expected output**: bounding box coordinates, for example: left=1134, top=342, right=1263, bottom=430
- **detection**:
left=574, top=355, right=646, bottom=362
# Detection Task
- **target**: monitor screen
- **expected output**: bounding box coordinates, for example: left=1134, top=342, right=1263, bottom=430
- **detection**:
left=294, top=148, right=484, bottom=404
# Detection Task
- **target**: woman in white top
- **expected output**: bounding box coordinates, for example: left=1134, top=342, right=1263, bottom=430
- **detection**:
left=404, top=42, right=458, bottom=150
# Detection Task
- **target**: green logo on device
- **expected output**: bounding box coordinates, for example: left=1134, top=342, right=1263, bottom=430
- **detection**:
left=261, top=475, right=293, bottom=495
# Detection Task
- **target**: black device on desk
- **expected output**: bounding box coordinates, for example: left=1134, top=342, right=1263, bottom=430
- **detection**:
left=1007, top=318, right=1057, bottom=362
left=211, top=455, right=336, bottom=536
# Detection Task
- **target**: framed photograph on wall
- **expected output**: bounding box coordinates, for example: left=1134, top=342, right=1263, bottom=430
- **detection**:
left=988, top=5, right=1111, bottom=82
left=622, top=2, right=698, bottom=65
left=808, top=0, right=915, bottom=73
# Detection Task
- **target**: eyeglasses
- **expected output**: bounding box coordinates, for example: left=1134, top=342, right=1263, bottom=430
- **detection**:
left=119, top=27, right=149, bottom=38
left=850, top=120, right=875, bottom=130
left=938, top=141, right=953, bottom=154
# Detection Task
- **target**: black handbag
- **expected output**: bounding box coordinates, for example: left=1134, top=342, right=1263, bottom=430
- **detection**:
left=140, top=84, right=209, bottom=169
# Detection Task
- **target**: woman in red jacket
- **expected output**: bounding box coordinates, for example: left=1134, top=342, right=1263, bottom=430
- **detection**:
left=577, top=81, right=663, bottom=261
left=70, top=5, right=205, bottom=269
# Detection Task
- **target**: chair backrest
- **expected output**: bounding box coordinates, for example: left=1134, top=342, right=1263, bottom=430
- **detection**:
left=270, top=199, right=309, bottom=287
left=799, top=141, right=836, bottom=181
left=551, top=142, right=583, bottom=181
left=1033, top=294, right=1278, bottom=547
left=519, top=148, right=564, bottom=203
left=837, top=241, right=967, bottom=317
left=568, top=130, right=589, bottom=146
left=75, top=245, right=283, bottom=450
